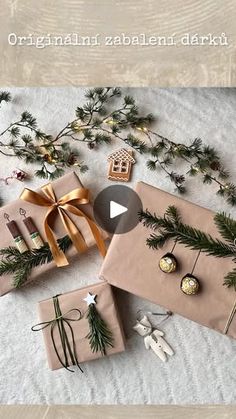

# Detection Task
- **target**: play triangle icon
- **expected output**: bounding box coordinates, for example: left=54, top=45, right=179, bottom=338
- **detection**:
left=110, top=200, right=128, bottom=219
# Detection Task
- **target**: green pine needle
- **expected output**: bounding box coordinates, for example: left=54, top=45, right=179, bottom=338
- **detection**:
left=214, top=212, right=236, bottom=244
left=0, top=91, right=11, bottom=104
left=1, top=88, right=236, bottom=207
left=140, top=206, right=236, bottom=290
left=224, top=269, right=236, bottom=291
left=0, top=236, right=72, bottom=288
left=86, top=303, right=113, bottom=356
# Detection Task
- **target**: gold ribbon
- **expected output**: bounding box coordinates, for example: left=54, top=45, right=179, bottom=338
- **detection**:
left=20, top=184, right=106, bottom=267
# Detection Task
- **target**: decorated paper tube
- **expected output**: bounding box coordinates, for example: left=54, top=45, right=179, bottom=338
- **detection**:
left=23, top=216, right=44, bottom=249
left=5, top=217, right=28, bottom=254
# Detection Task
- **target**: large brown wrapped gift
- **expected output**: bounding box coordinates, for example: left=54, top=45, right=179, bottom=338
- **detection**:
left=0, top=172, right=107, bottom=296
left=34, top=281, right=125, bottom=370
left=99, top=181, right=236, bottom=339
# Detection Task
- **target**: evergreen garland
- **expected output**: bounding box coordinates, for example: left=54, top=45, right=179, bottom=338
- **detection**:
left=0, top=236, right=72, bottom=288
left=0, top=87, right=150, bottom=180
left=1, top=87, right=236, bottom=205
left=0, top=92, right=87, bottom=180
left=139, top=206, right=236, bottom=290
left=86, top=302, right=113, bottom=356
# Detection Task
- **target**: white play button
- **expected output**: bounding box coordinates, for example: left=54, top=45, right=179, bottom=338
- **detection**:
left=94, top=185, right=143, bottom=234
left=110, top=200, right=128, bottom=219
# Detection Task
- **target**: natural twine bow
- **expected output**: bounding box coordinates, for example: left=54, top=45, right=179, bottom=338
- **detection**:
left=32, top=295, right=83, bottom=372
left=20, top=184, right=106, bottom=267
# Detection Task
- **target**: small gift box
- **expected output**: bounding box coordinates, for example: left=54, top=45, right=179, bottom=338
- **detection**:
left=0, top=172, right=107, bottom=296
left=32, top=281, right=125, bottom=371
left=99, top=181, right=236, bottom=339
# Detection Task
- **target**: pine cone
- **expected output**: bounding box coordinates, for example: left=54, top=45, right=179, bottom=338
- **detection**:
left=87, top=142, right=95, bottom=150
left=210, top=161, right=221, bottom=171
left=67, top=153, right=77, bottom=166
left=43, top=154, right=51, bottom=163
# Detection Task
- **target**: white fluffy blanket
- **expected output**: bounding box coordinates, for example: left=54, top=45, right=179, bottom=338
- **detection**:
left=0, top=88, right=236, bottom=404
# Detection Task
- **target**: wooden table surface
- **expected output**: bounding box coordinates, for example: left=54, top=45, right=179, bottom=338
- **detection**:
left=0, top=0, right=236, bottom=86
left=1, top=406, right=236, bottom=419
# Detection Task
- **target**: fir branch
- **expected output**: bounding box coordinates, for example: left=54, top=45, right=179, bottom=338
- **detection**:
left=0, top=91, right=11, bottom=106
left=140, top=208, right=235, bottom=258
left=86, top=303, right=113, bottom=356
left=224, top=269, right=236, bottom=291
left=0, top=91, right=88, bottom=180
left=1, top=88, right=236, bottom=206
left=140, top=206, right=236, bottom=290
left=171, top=223, right=235, bottom=257
left=141, top=130, right=236, bottom=204
left=147, top=232, right=177, bottom=249
left=0, top=236, right=72, bottom=288
left=214, top=212, right=236, bottom=244
left=165, top=205, right=182, bottom=225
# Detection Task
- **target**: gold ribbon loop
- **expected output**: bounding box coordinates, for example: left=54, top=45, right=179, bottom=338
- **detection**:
left=20, top=184, right=106, bottom=267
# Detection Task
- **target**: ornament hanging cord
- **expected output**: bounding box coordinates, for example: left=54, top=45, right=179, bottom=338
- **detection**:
left=224, top=237, right=236, bottom=334
left=191, top=250, right=201, bottom=275
left=136, top=309, right=173, bottom=327
left=170, top=239, right=177, bottom=254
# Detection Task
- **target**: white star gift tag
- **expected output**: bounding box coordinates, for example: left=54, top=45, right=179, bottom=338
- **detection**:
left=83, top=292, right=97, bottom=306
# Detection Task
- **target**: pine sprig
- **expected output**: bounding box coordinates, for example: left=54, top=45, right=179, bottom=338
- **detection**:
left=55, top=87, right=153, bottom=154
left=1, top=88, right=236, bottom=207
left=0, top=236, right=72, bottom=288
left=135, top=128, right=236, bottom=203
left=0, top=88, right=151, bottom=180
left=139, top=206, right=236, bottom=290
left=224, top=269, right=236, bottom=291
left=86, top=303, right=113, bottom=356
left=0, top=92, right=87, bottom=180
left=214, top=212, right=236, bottom=243
left=0, top=91, right=11, bottom=105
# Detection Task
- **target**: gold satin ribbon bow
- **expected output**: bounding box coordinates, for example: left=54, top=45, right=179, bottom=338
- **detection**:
left=20, top=184, right=106, bottom=267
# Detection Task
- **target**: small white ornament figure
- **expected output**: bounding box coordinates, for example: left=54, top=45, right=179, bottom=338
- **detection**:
left=133, top=315, right=174, bottom=362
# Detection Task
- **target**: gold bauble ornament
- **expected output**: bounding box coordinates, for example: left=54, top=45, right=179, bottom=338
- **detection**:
left=159, top=253, right=177, bottom=273
left=181, top=274, right=200, bottom=295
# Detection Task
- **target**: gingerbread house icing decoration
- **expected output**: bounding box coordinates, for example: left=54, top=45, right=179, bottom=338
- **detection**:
left=107, top=148, right=136, bottom=182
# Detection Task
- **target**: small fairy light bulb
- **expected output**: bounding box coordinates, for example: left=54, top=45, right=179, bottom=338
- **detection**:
left=4, top=213, right=29, bottom=253
left=50, top=158, right=58, bottom=164
left=104, top=117, right=116, bottom=125
left=73, top=124, right=81, bottom=132
left=72, top=160, right=80, bottom=166
left=136, top=126, right=147, bottom=132
left=20, top=208, right=44, bottom=249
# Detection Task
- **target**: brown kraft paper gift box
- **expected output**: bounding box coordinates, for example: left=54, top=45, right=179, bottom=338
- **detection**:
left=36, top=281, right=125, bottom=370
left=99, top=181, right=236, bottom=339
left=0, top=172, right=107, bottom=296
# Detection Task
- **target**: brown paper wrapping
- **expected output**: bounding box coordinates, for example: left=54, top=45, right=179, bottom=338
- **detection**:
left=99, top=181, right=236, bottom=339
left=0, top=172, right=108, bottom=296
left=37, top=281, right=125, bottom=370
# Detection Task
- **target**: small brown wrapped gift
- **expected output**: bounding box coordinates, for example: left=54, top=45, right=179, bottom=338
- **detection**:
left=33, top=281, right=125, bottom=370
left=0, top=172, right=107, bottom=296
left=99, top=181, right=236, bottom=339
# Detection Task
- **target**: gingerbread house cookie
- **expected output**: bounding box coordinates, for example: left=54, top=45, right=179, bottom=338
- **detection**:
left=107, top=148, right=136, bottom=182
